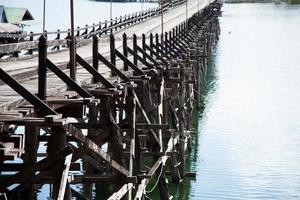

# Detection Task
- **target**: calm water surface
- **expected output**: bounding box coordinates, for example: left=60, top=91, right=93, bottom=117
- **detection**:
left=188, top=3, right=300, bottom=200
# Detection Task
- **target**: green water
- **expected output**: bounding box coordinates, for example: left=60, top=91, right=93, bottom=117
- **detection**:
left=188, top=3, right=300, bottom=200
left=148, top=2, right=300, bottom=200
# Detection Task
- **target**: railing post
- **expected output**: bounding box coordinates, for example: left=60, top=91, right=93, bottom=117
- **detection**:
left=133, top=34, right=138, bottom=66
left=76, top=26, right=80, bottom=37
left=28, top=31, right=34, bottom=55
left=91, top=23, right=95, bottom=34
left=110, top=34, right=116, bottom=76
left=172, top=29, right=176, bottom=48
left=150, top=33, right=154, bottom=57
left=110, top=19, right=113, bottom=34
left=92, top=35, right=99, bottom=83
left=115, top=17, right=118, bottom=31
left=66, top=29, right=71, bottom=48
left=155, top=33, right=159, bottom=55
left=123, top=15, right=127, bottom=27
left=84, top=24, right=88, bottom=38
left=119, top=16, right=122, bottom=29
left=142, top=34, right=146, bottom=60
left=38, top=35, right=47, bottom=100
left=164, top=32, right=168, bottom=47
left=123, top=33, right=128, bottom=71
left=56, top=29, right=61, bottom=50
left=98, top=22, right=102, bottom=36
left=104, top=20, right=108, bottom=35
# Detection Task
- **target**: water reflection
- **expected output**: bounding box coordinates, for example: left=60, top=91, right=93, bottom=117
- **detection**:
left=189, top=3, right=300, bottom=200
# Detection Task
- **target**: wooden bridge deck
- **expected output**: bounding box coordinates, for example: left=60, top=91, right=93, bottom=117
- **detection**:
left=0, top=0, right=211, bottom=74
left=0, top=0, right=212, bottom=113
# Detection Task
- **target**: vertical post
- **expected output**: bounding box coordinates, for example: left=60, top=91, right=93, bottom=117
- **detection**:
left=133, top=34, right=138, bottom=66
left=43, top=0, right=46, bottom=32
left=142, top=34, right=146, bottom=61
left=155, top=33, right=160, bottom=55
left=110, top=0, right=113, bottom=33
left=172, top=28, right=176, bottom=42
left=160, top=0, right=164, bottom=44
left=98, top=22, right=102, bottom=36
left=48, top=126, right=70, bottom=199
left=92, top=35, right=99, bottom=83
left=104, top=20, right=108, bottom=35
left=110, top=34, right=116, bottom=76
left=56, top=29, right=60, bottom=50
left=178, top=65, right=186, bottom=179
left=119, top=16, right=122, bottom=29
left=150, top=33, right=154, bottom=57
left=21, top=125, right=39, bottom=199
left=123, top=33, right=128, bottom=71
left=115, top=17, right=118, bottom=31
left=28, top=32, right=34, bottom=55
left=164, top=32, right=168, bottom=47
left=38, top=35, right=47, bottom=100
left=110, top=19, right=113, bottom=35
left=91, top=23, right=95, bottom=34
left=69, top=0, right=76, bottom=81
left=127, top=90, right=136, bottom=199
left=76, top=27, right=80, bottom=37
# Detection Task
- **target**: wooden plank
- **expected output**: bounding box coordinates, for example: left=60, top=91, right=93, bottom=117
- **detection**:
left=57, top=154, right=73, bottom=200
left=134, top=136, right=178, bottom=200
left=107, top=183, right=133, bottom=200
left=66, top=124, right=129, bottom=176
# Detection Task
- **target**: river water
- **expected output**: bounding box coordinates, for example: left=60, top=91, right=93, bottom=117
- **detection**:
left=186, top=2, right=300, bottom=200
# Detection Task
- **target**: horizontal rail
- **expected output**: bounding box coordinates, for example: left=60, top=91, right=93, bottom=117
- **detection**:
left=0, top=0, right=186, bottom=55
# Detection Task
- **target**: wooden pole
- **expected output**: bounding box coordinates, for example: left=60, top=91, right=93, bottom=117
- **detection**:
left=69, top=0, right=76, bottom=81
left=160, top=0, right=164, bottom=44
left=92, top=35, right=99, bottom=83
left=38, top=35, right=47, bottom=100
left=43, top=0, right=46, bottom=32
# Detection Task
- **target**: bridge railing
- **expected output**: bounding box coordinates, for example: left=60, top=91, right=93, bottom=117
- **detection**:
left=0, top=0, right=186, bottom=58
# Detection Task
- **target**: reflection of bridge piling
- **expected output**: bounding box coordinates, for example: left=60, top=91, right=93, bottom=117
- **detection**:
left=0, top=1, right=221, bottom=199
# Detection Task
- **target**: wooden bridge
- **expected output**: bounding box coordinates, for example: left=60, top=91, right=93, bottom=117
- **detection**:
left=0, top=0, right=222, bottom=199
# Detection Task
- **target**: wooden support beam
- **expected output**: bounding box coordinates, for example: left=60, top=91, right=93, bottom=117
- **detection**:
left=97, top=53, right=131, bottom=82
left=115, top=49, right=145, bottom=75
left=136, top=45, right=160, bottom=66
left=46, top=59, right=92, bottom=98
left=107, top=183, right=133, bottom=200
left=144, top=44, right=168, bottom=65
left=76, top=54, right=116, bottom=88
left=66, top=124, right=129, bottom=176
left=57, top=154, right=73, bottom=200
left=0, top=68, right=57, bottom=116
left=127, top=47, right=153, bottom=69
left=132, top=91, right=161, bottom=147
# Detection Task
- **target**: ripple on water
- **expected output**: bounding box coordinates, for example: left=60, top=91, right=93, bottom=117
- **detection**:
left=188, top=3, right=300, bottom=200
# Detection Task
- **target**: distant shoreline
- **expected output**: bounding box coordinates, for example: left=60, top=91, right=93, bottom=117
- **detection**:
left=225, top=0, right=300, bottom=3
